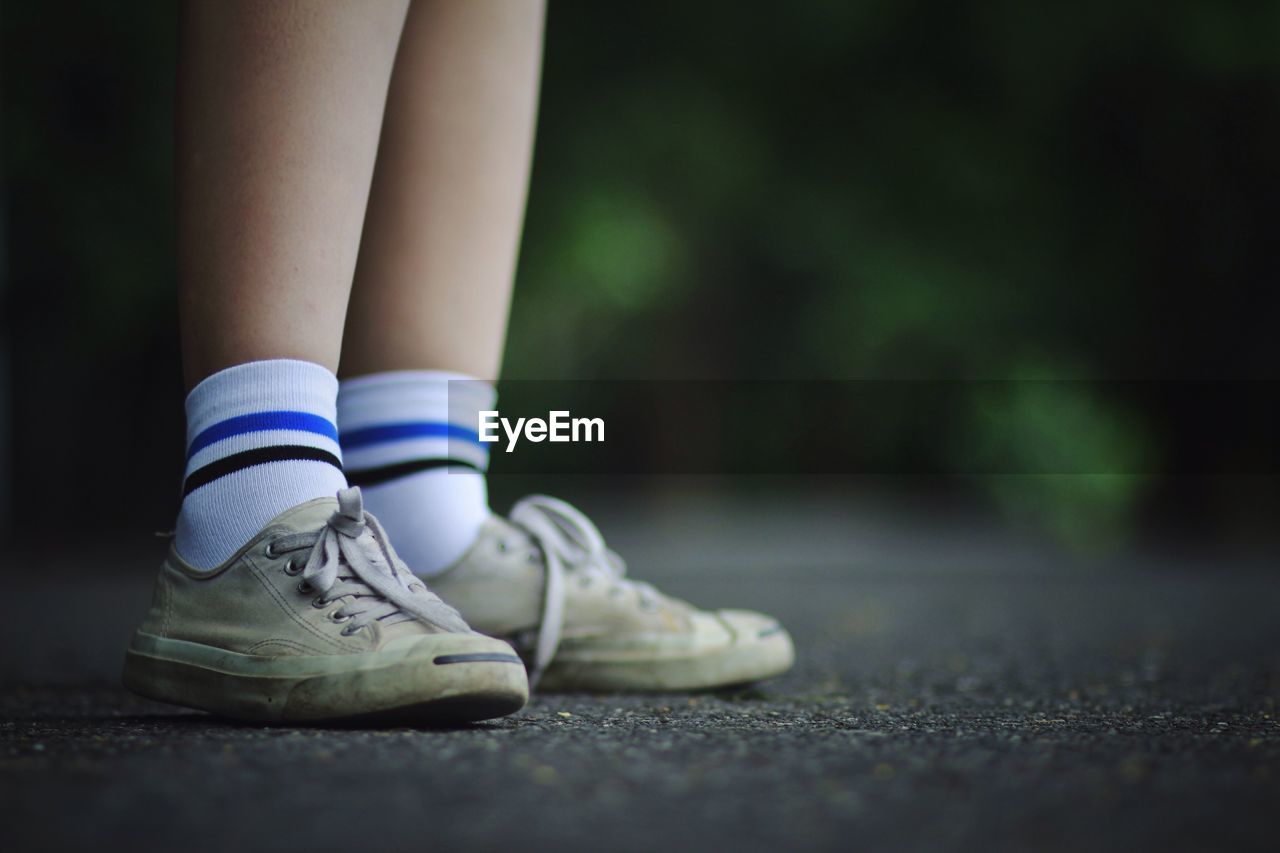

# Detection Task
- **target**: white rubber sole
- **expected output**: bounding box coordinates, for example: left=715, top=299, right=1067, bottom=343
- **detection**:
left=122, top=631, right=529, bottom=724
left=535, top=618, right=795, bottom=693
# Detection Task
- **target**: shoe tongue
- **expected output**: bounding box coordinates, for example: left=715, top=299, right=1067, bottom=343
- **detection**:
left=266, top=496, right=393, bottom=591
left=488, top=514, right=541, bottom=555
left=487, top=513, right=525, bottom=538
left=268, top=496, right=342, bottom=535
left=259, top=496, right=467, bottom=634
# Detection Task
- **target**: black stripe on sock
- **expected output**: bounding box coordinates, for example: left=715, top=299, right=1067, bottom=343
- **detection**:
left=182, top=445, right=344, bottom=498
left=345, top=458, right=482, bottom=487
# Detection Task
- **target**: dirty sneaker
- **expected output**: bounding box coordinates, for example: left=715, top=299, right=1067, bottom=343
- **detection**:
left=427, top=495, right=795, bottom=692
left=122, top=488, right=528, bottom=723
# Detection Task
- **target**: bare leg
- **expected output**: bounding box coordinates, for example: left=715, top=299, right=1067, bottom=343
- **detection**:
left=341, top=0, right=545, bottom=380
left=124, top=0, right=536, bottom=728
left=178, top=0, right=409, bottom=388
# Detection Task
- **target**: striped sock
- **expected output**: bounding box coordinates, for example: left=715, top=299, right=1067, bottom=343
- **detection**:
left=337, top=371, right=493, bottom=577
left=174, top=359, right=348, bottom=569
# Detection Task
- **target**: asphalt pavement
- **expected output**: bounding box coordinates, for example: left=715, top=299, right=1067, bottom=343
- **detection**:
left=2, top=490, right=1277, bottom=852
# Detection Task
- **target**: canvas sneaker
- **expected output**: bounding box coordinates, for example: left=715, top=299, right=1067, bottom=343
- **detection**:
left=122, top=488, right=528, bottom=724
left=428, top=495, right=795, bottom=692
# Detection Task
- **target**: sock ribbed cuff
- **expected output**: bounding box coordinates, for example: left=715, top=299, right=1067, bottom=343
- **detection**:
left=175, top=359, right=348, bottom=569
left=336, top=370, right=495, bottom=575
left=183, top=359, right=345, bottom=492
left=337, top=370, right=496, bottom=481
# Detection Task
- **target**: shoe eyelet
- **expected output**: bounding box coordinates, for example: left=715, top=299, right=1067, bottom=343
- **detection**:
left=340, top=624, right=364, bottom=637
left=311, top=596, right=330, bottom=609
left=297, top=580, right=315, bottom=595
left=329, top=611, right=351, bottom=623
left=284, top=559, right=303, bottom=576
left=264, top=543, right=279, bottom=559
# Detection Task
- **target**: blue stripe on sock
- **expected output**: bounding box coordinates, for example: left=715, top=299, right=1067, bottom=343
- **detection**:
left=188, top=411, right=339, bottom=459
left=340, top=421, right=484, bottom=450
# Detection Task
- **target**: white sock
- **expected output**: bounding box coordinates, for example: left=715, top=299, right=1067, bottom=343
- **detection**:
left=175, top=359, right=348, bottom=569
left=337, top=371, right=494, bottom=577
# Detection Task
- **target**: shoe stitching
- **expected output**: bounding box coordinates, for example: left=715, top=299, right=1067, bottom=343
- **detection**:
left=160, top=561, right=173, bottom=639
left=712, top=611, right=743, bottom=645
left=245, top=637, right=332, bottom=656
left=248, top=560, right=358, bottom=653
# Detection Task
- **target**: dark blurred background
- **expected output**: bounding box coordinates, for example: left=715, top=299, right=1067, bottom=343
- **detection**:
left=2, top=1, right=1277, bottom=555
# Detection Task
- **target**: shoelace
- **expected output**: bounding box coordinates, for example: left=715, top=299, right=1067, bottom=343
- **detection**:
left=510, top=494, right=661, bottom=684
left=268, top=487, right=468, bottom=635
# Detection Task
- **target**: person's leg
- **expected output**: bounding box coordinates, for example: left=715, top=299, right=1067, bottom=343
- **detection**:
left=337, top=0, right=545, bottom=576
left=340, top=0, right=544, bottom=381
left=124, top=1, right=528, bottom=725
left=329, top=0, right=792, bottom=694
left=175, top=0, right=406, bottom=569
left=180, top=0, right=409, bottom=385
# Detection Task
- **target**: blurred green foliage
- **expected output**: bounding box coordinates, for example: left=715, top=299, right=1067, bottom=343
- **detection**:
left=504, top=1, right=1279, bottom=545
left=3, top=1, right=1277, bottom=544
left=960, top=376, right=1153, bottom=549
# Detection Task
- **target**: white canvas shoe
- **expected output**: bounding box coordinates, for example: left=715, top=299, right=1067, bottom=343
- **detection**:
left=123, top=488, right=528, bottom=724
left=428, top=495, right=795, bottom=692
